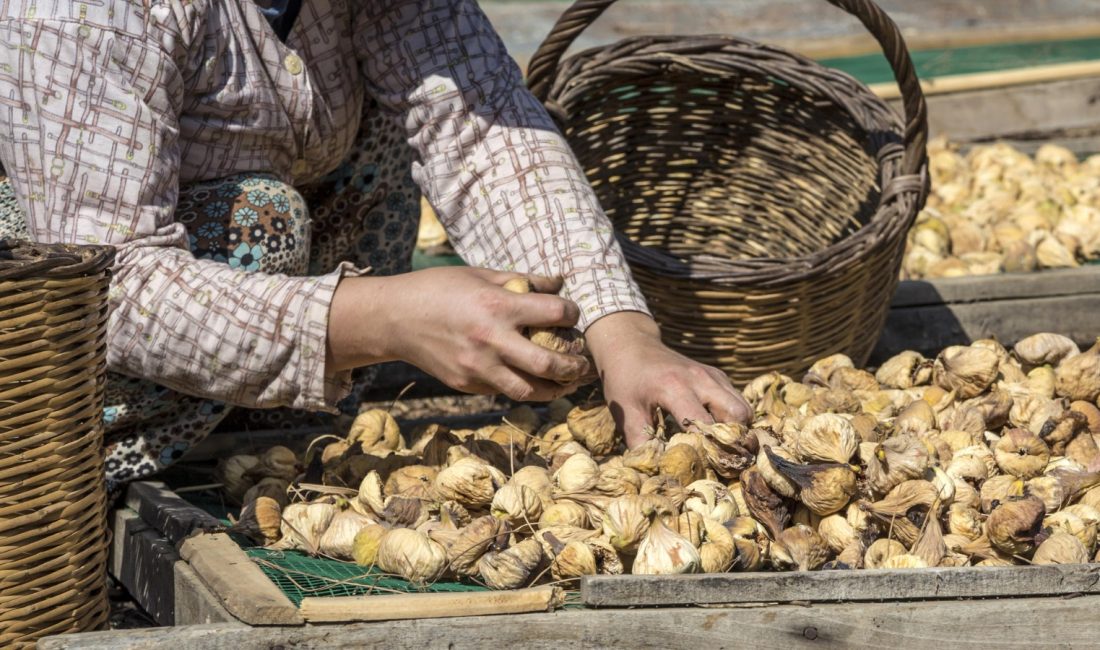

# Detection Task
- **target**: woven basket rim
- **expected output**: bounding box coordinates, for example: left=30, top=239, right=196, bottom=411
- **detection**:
left=0, top=239, right=115, bottom=281
left=545, top=34, right=929, bottom=284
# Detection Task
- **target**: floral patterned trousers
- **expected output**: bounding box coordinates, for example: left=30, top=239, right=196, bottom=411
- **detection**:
left=0, top=100, right=421, bottom=493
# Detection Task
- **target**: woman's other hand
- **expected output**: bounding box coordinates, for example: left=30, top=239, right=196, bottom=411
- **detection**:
left=328, top=267, right=590, bottom=401
left=585, top=311, right=752, bottom=448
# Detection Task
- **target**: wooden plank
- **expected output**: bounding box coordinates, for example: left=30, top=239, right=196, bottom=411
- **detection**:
left=126, top=481, right=222, bottom=546
left=109, top=508, right=179, bottom=626
left=177, top=532, right=304, bottom=626
left=172, top=562, right=243, bottom=626
left=891, top=268, right=1100, bottom=307
left=299, top=586, right=563, bottom=623
left=37, top=594, right=1100, bottom=649
left=874, top=293, right=1100, bottom=361
left=956, top=136, right=1100, bottom=157
left=871, top=59, right=1100, bottom=99
left=109, top=507, right=243, bottom=626
left=581, top=563, right=1100, bottom=607
left=886, top=76, right=1100, bottom=145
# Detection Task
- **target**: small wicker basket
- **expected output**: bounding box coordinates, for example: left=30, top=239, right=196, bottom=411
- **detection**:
left=527, top=0, right=929, bottom=383
left=0, top=239, right=114, bottom=648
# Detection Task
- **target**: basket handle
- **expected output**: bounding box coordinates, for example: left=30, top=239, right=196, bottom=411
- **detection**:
left=526, top=0, right=929, bottom=177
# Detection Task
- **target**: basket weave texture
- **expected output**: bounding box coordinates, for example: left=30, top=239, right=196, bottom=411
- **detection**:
left=528, top=0, right=929, bottom=383
left=0, top=239, right=115, bottom=648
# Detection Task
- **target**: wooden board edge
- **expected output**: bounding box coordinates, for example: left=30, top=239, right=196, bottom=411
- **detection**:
left=109, top=508, right=178, bottom=626
left=299, top=585, right=563, bottom=623
left=178, top=533, right=304, bottom=626
left=37, top=594, right=1100, bottom=649
left=579, top=563, right=1100, bottom=607
left=874, top=294, right=1100, bottom=362
left=125, top=481, right=222, bottom=546
left=891, top=267, right=1100, bottom=308
left=173, top=562, right=244, bottom=627
left=870, top=60, right=1100, bottom=99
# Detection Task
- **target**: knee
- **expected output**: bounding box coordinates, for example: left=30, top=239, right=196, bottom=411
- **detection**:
left=182, top=174, right=311, bottom=276
left=239, top=179, right=311, bottom=277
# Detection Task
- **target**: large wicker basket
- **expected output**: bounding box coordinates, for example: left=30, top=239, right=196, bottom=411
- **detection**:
left=527, top=0, right=929, bottom=383
left=0, top=239, right=114, bottom=648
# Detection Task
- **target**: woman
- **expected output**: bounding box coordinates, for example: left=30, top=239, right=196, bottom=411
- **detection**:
left=0, top=0, right=750, bottom=493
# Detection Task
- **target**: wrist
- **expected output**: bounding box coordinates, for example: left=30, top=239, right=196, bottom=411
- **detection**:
left=585, top=311, right=662, bottom=365
left=326, top=275, right=399, bottom=372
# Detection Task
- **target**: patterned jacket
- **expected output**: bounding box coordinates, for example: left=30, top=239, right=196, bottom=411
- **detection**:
left=0, top=0, right=650, bottom=411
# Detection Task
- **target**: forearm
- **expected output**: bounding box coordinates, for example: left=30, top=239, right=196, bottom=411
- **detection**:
left=109, top=244, right=354, bottom=410
left=355, top=0, right=651, bottom=330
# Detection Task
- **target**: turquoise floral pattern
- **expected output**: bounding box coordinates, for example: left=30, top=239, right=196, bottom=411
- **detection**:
left=272, top=193, right=291, bottom=213
left=197, top=222, right=225, bottom=238
left=234, top=206, right=259, bottom=226
left=159, top=441, right=190, bottom=465
left=229, top=242, right=264, bottom=271
left=102, top=406, right=120, bottom=425
left=205, top=201, right=229, bottom=218
left=247, top=189, right=271, bottom=207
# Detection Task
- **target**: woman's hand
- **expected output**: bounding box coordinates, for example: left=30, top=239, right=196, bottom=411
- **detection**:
left=585, top=311, right=752, bottom=448
left=327, top=267, right=591, bottom=401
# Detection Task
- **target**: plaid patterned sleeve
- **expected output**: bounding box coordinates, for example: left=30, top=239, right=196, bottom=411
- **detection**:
left=355, top=0, right=652, bottom=330
left=0, top=17, right=353, bottom=411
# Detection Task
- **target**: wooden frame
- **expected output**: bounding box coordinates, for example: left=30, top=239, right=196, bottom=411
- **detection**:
left=791, top=22, right=1100, bottom=60
left=112, top=483, right=300, bottom=626
left=112, top=480, right=1100, bottom=618
left=581, top=566, right=1100, bottom=607
left=883, top=67, right=1100, bottom=154
left=872, top=60, right=1100, bottom=101
left=871, top=60, right=1100, bottom=360
left=43, top=594, right=1100, bottom=648
left=110, top=482, right=562, bottom=627
left=873, top=267, right=1100, bottom=362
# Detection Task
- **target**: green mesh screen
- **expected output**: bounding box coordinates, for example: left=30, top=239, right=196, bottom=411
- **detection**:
left=184, top=493, right=574, bottom=606
left=244, top=548, right=490, bottom=606
left=184, top=495, right=492, bottom=604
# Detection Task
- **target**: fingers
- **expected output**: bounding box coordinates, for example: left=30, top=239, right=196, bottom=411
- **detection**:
left=700, top=385, right=752, bottom=425
left=700, top=368, right=753, bottom=425
left=663, top=386, right=714, bottom=429
left=472, top=269, right=579, bottom=328
left=497, top=332, right=590, bottom=385
left=484, top=364, right=578, bottom=403
left=617, top=365, right=751, bottom=449
left=616, top=402, right=656, bottom=449
left=508, top=292, right=580, bottom=328
left=476, top=269, right=565, bottom=296
left=524, top=274, right=564, bottom=294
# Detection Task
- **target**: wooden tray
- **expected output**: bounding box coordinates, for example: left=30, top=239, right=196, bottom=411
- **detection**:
left=870, top=57, right=1100, bottom=361
left=110, top=482, right=562, bottom=627
left=94, top=478, right=1100, bottom=648
left=872, top=266, right=1100, bottom=362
